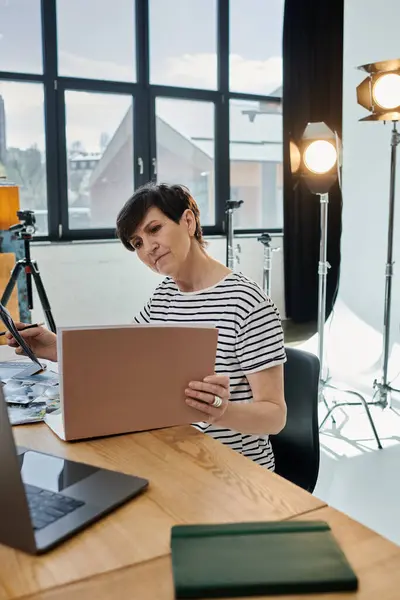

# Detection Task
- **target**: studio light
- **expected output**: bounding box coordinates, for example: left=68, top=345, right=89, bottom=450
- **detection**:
left=291, top=122, right=341, bottom=194
left=290, top=122, right=340, bottom=416
left=357, top=58, right=400, bottom=431
left=356, top=58, right=400, bottom=121
left=320, top=58, right=400, bottom=450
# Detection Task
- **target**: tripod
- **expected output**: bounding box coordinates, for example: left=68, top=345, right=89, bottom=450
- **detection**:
left=225, top=199, right=243, bottom=270
left=1, top=210, right=56, bottom=334
left=320, top=122, right=400, bottom=450
left=317, top=193, right=382, bottom=447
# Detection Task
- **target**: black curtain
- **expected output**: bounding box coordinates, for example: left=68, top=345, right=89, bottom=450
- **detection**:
left=282, top=0, right=344, bottom=323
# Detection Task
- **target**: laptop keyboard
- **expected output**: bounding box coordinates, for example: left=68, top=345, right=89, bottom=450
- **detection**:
left=25, top=483, right=85, bottom=531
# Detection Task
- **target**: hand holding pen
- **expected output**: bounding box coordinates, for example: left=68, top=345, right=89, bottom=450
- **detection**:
left=0, top=322, right=44, bottom=337
left=5, top=321, right=58, bottom=362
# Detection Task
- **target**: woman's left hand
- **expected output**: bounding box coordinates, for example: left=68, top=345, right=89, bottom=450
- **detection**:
left=185, top=374, right=230, bottom=424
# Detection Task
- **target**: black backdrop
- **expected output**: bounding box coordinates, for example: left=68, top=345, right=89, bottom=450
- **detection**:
left=282, top=0, right=344, bottom=322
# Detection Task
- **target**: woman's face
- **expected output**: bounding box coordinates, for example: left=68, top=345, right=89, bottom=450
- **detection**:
left=129, top=207, right=196, bottom=277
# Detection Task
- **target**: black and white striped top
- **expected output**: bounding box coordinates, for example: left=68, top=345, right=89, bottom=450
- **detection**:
left=134, top=272, right=286, bottom=470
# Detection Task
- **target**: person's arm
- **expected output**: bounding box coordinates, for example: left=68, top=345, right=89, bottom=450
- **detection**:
left=5, top=296, right=154, bottom=362
left=186, top=298, right=287, bottom=435
left=6, top=322, right=58, bottom=362
left=213, top=365, right=286, bottom=435
left=186, top=366, right=286, bottom=435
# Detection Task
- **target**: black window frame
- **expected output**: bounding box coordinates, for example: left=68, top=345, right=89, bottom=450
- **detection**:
left=0, top=0, right=283, bottom=242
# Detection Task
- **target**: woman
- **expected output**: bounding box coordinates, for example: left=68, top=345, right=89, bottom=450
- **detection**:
left=7, top=183, right=287, bottom=470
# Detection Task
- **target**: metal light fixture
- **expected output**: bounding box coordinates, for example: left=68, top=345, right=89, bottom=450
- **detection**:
left=257, top=233, right=280, bottom=298
left=290, top=122, right=340, bottom=416
left=225, top=199, right=243, bottom=270
left=292, top=125, right=381, bottom=444
left=319, top=59, right=400, bottom=449
left=358, top=61, right=400, bottom=417
left=356, top=58, right=400, bottom=121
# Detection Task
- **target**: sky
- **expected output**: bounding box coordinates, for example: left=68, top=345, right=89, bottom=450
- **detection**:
left=0, top=0, right=284, bottom=151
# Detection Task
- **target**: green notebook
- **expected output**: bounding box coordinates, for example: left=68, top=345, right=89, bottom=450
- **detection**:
left=170, top=520, right=358, bottom=598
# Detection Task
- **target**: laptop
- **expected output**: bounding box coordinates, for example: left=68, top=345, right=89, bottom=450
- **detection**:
left=0, top=387, right=149, bottom=555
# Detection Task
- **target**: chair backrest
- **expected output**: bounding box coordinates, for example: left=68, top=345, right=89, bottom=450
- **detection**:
left=270, top=346, right=320, bottom=493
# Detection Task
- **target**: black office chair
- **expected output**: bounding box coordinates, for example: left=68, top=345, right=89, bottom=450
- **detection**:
left=270, top=346, right=320, bottom=493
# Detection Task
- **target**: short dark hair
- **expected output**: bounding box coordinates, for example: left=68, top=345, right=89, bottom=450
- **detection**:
left=116, top=182, right=205, bottom=252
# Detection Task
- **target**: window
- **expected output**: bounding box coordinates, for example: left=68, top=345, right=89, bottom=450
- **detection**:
left=64, top=91, right=134, bottom=229
left=149, top=0, right=217, bottom=90
left=0, top=1, right=284, bottom=240
left=0, top=0, right=42, bottom=74
left=56, top=0, right=136, bottom=81
left=0, top=81, right=47, bottom=234
left=229, top=0, right=284, bottom=96
left=230, top=99, right=283, bottom=229
left=155, top=98, right=215, bottom=225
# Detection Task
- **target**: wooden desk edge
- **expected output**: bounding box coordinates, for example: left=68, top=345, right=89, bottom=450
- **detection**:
left=19, top=505, right=400, bottom=600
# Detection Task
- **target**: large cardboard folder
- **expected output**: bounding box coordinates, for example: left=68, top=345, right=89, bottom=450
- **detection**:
left=45, top=324, right=218, bottom=441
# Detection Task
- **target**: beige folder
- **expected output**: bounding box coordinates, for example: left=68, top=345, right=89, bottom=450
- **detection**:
left=45, top=324, right=218, bottom=441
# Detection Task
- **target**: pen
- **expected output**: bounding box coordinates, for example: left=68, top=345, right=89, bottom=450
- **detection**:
left=0, top=322, right=45, bottom=337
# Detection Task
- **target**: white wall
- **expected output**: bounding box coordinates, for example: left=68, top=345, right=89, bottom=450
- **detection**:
left=306, top=0, right=400, bottom=391
left=28, top=235, right=285, bottom=328
left=340, top=0, right=400, bottom=332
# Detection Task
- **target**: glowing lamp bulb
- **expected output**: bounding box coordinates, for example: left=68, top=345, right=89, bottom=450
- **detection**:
left=373, top=73, right=400, bottom=109
left=304, top=140, right=337, bottom=174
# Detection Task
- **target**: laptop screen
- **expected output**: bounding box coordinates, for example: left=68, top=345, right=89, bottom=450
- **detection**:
left=20, top=450, right=99, bottom=493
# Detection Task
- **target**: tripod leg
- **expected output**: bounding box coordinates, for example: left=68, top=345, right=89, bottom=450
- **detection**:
left=390, top=406, right=400, bottom=418
left=26, top=268, right=33, bottom=310
left=319, top=401, right=345, bottom=429
left=321, top=394, right=335, bottom=421
left=319, top=383, right=336, bottom=426
left=350, top=390, right=383, bottom=450
left=1, top=261, right=25, bottom=307
left=323, top=387, right=383, bottom=450
left=29, top=261, right=57, bottom=333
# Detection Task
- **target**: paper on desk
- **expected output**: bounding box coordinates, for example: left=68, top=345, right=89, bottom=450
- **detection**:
left=0, top=361, right=58, bottom=383
left=7, top=402, right=47, bottom=425
left=7, top=389, right=61, bottom=426
left=3, top=364, right=60, bottom=425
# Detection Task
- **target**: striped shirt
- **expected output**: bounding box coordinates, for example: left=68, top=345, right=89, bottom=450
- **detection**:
left=134, top=272, right=286, bottom=470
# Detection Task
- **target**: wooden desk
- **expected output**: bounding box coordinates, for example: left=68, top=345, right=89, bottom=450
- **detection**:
left=0, top=422, right=325, bottom=600
left=18, top=506, right=400, bottom=600
left=5, top=348, right=400, bottom=599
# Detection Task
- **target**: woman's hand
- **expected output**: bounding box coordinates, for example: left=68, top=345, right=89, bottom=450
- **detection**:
left=5, top=322, right=58, bottom=362
left=185, top=374, right=230, bottom=424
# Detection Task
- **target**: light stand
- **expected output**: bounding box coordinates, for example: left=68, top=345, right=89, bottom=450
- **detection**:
left=225, top=199, right=243, bottom=270
left=375, top=120, right=400, bottom=408
left=319, top=59, right=400, bottom=449
left=290, top=123, right=379, bottom=439
left=316, top=193, right=331, bottom=401
left=257, top=233, right=280, bottom=297
left=290, top=123, right=340, bottom=418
